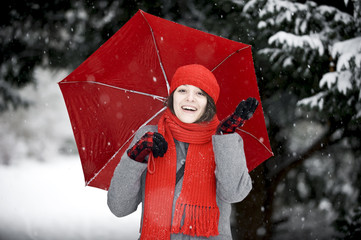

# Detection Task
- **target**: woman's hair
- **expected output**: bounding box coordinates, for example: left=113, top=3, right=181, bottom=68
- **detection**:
left=165, top=89, right=217, bottom=123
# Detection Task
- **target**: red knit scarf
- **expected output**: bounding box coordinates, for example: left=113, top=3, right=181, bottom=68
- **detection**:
left=140, top=109, right=220, bottom=239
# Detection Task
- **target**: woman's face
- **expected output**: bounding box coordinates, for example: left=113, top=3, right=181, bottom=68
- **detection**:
left=173, top=85, right=207, bottom=123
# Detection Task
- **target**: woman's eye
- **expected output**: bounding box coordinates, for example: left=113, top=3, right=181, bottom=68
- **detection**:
left=178, top=89, right=186, bottom=93
left=197, top=91, right=205, bottom=96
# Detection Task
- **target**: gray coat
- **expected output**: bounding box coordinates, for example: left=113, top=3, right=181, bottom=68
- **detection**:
left=108, top=125, right=252, bottom=240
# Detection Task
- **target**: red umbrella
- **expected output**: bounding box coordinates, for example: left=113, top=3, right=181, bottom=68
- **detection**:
left=58, top=10, right=273, bottom=190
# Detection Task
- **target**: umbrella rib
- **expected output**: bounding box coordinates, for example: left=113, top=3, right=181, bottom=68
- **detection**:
left=237, top=128, right=274, bottom=156
left=140, top=10, right=170, bottom=94
left=60, top=81, right=166, bottom=102
left=211, top=46, right=250, bottom=72
left=86, top=106, right=168, bottom=187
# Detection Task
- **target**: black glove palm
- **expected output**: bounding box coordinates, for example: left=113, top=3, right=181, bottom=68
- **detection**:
left=216, top=97, right=259, bottom=135
left=127, top=132, right=168, bottom=162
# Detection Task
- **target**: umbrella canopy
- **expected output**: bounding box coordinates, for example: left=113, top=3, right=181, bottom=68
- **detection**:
left=59, top=10, right=273, bottom=190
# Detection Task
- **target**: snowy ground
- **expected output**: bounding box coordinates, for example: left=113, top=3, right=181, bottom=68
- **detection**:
left=0, top=157, right=141, bottom=240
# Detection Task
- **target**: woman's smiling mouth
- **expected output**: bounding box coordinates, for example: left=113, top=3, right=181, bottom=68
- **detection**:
left=181, top=105, right=197, bottom=112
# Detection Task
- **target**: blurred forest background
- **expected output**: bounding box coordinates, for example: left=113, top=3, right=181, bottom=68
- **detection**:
left=1, top=0, right=360, bottom=239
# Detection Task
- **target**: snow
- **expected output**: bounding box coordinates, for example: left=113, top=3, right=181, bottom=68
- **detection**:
left=268, top=31, right=324, bottom=56
left=298, top=36, right=361, bottom=106
left=255, top=0, right=312, bottom=35
left=319, top=71, right=353, bottom=94
left=0, top=158, right=141, bottom=240
left=242, top=0, right=258, bottom=13
left=282, top=57, right=293, bottom=68
left=331, top=36, right=361, bottom=71
left=258, top=0, right=308, bottom=18
left=297, top=91, right=325, bottom=109
left=0, top=68, right=140, bottom=239
left=319, top=72, right=337, bottom=89
left=337, top=52, right=361, bottom=71
left=257, top=21, right=267, bottom=29
left=318, top=5, right=353, bottom=24
left=314, top=36, right=361, bottom=96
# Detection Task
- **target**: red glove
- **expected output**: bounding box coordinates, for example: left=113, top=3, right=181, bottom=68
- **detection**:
left=216, top=97, right=259, bottom=135
left=127, top=132, right=168, bottom=163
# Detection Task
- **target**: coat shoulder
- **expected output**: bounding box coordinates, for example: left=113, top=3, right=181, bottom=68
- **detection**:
left=135, top=125, right=158, bottom=138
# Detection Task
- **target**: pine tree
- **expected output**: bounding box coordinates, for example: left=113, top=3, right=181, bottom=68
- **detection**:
left=231, top=0, right=361, bottom=238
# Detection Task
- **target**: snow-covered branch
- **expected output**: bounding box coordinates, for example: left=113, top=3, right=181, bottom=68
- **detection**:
left=331, top=36, right=361, bottom=71
left=268, top=31, right=324, bottom=55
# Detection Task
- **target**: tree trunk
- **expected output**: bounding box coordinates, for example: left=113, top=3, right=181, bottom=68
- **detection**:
left=231, top=164, right=276, bottom=240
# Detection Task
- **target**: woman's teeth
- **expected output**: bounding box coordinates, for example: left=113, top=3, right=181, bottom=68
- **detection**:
left=182, top=106, right=196, bottom=111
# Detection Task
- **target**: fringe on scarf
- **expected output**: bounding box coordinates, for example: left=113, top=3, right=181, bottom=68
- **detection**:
left=171, top=203, right=220, bottom=237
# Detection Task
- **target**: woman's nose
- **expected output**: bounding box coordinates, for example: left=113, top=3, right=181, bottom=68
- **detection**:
left=186, top=92, right=195, bottom=101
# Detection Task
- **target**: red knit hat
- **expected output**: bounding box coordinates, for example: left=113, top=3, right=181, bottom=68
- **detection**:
left=170, top=64, right=220, bottom=103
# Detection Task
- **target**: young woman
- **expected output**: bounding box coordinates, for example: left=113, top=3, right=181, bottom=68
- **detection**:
left=107, top=64, right=258, bottom=240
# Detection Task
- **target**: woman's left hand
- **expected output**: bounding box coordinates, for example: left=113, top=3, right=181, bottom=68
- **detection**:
left=216, top=97, right=259, bottom=135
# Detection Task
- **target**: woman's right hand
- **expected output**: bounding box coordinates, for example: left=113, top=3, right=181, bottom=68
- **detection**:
left=127, top=132, right=168, bottom=163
